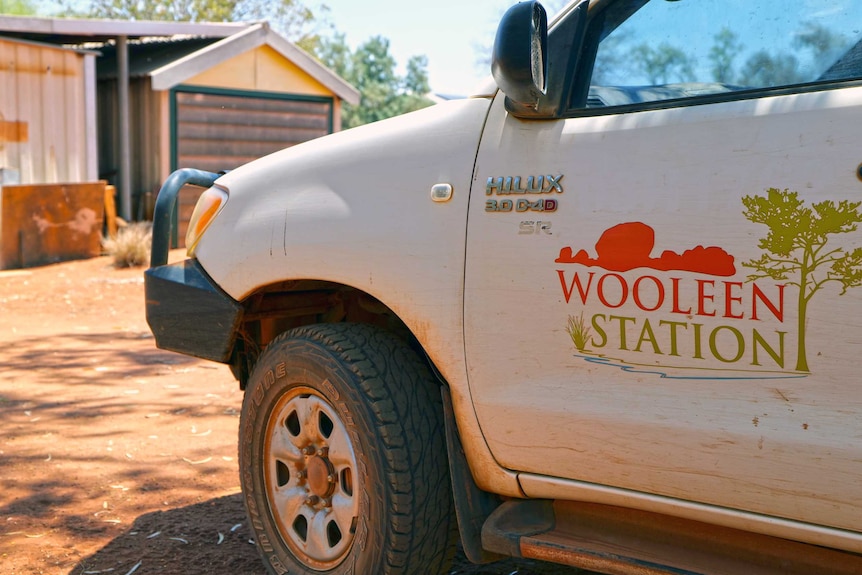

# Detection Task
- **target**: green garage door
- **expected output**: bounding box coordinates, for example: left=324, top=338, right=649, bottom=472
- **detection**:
left=174, top=88, right=333, bottom=172
left=172, top=87, right=334, bottom=245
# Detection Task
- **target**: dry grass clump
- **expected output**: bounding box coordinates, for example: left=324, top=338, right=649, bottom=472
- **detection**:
left=103, top=222, right=153, bottom=268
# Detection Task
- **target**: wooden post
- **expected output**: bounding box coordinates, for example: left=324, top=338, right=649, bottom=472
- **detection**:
left=104, top=185, right=118, bottom=239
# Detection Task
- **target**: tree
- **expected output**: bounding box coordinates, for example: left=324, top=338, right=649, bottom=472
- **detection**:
left=631, top=42, right=694, bottom=84
left=71, top=0, right=325, bottom=50
left=315, top=34, right=433, bottom=129
left=404, top=55, right=430, bottom=95
left=73, top=0, right=232, bottom=22
left=0, top=0, right=38, bottom=15
left=709, top=27, right=742, bottom=84
left=592, top=33, right=629, bottom=85
left=794, top=22, right=849, bottom=73
left=742, top=188, right=862, bottom=372
left=314, top=31, right=351, bottom=79
left=738, top=51, right=803, bottom=88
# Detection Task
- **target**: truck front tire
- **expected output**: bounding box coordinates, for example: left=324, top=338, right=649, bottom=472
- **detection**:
left=239, top=323, right=457, bottom=575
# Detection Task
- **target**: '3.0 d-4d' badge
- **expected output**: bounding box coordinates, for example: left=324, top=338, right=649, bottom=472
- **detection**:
left=485, top=174, right=563, bottom=213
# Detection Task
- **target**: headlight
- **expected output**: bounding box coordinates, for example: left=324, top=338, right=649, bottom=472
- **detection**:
left=186, top=185, right=229, bottom=256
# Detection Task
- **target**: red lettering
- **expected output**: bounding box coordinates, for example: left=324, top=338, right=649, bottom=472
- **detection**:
left=723, top=281, right=744, bottom=319
left=597, top=273, right=628, bottom=308
left=558, top=270, right=785, bottom=326
left=633, top=275, right=665, bottom=312
left=697, top=279, right=716, bottom=317
left=752, top=284, right=784, bottom=322
left=671, top=277, right=692, bottom=314
left=557, top=270, right=595, bottom=304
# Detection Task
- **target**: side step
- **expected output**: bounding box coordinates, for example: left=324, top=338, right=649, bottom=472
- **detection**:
left=481, top=500, right=862, bottom=575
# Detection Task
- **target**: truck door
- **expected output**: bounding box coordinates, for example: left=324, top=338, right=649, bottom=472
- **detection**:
left=464, top=0, right=862, bottom=534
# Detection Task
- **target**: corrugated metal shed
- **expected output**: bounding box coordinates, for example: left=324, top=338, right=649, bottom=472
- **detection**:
left=0, top=36, right=98, bottom=185
left=0, top=15, right=250, bottom=219
left=0, top=17, right=359, bottom=239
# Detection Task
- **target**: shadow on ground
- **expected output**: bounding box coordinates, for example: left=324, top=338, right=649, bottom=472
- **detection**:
left=68, top=494, right=588, bottom=575
left=68, top=494, right=261, bottom=575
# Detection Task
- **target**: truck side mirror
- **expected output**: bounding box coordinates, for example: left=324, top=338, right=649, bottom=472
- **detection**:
left=492, top=1, right=549, bottom=111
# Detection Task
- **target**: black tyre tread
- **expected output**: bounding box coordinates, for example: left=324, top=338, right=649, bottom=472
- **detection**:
left=261, top=323, right=457, bottom=574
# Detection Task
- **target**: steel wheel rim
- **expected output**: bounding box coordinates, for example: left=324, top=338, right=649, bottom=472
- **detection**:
left=263, top=385, right=360, bottom=570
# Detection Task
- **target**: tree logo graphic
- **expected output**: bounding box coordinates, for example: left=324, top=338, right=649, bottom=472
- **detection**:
left=742, top=188, right=862, bottom=372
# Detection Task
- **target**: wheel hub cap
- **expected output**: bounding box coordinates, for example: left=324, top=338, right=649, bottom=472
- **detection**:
left=263, top=388, right=360, bottom=570
left=306, top=455, right=335, bottom=497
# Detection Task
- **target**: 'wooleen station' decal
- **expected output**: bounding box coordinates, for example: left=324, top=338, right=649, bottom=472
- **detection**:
left=555, top=189, right=862, bottom=380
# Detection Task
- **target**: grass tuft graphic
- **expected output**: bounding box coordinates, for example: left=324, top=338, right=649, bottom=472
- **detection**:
left=567, top=312, right=592, bottom=352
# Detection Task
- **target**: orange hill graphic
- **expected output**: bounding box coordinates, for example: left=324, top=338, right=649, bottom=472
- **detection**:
left=556, top=222, right=736, bottom=276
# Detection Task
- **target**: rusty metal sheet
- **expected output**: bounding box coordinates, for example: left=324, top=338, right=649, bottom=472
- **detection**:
left=1, top=182, right=105, bottom=269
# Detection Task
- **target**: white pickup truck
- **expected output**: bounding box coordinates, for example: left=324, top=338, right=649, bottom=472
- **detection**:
left=145, top=1, right=862, bottom=573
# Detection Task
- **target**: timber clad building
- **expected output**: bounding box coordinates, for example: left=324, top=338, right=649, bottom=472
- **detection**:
left=0, top=16, right=358, bottom=264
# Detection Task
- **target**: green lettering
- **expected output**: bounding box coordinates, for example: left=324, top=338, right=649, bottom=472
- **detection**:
left=709, top=325, right=745, bottom=363
left=692, top=323, right=705, bottom=359
left=752, top=329, right=786, bottom=368
left=634, top=318, right=662, bottom=354
left=590, top=313, right=607, bottom=348
left=659, top=320, right=688, bottom=357
left=608, top=315, right=636, bottom=351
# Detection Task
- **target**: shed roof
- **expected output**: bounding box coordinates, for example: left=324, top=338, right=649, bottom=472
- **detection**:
left=0, top=15, right=245, bottom=44
left=148, top=23, right=359, bottom=104
left=0, top=33, right=101, bottom=56
left=96, top=37, right=220, bottom=78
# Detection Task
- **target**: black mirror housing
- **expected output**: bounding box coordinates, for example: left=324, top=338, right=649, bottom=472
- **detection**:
left=492, top=1, right=590, bottom=119
left=491, top=1, right=548, bottom=111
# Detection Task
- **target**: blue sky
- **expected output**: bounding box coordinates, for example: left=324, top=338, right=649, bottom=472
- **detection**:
left=35, top=0, right=861, bottom=96
left=317, top=0, right=862, bottom=95
left=316, top=0, right=521, bottom=96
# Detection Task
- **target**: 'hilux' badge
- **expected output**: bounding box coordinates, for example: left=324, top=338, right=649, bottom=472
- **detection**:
left=486, top=175, right=564, bottom=195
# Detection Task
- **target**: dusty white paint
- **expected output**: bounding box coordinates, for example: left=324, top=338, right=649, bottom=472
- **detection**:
left=185, top=0, right=862, bottom=554
left=195, top=98, right=523, bottom=495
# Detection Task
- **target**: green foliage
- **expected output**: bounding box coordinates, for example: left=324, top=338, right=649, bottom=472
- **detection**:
left=596, top=18, right=850, bottom=90
left=631, top=42, right=694, bottom=84
left=75, top=0, right=231, bottom=21
left=708, top=28, right=743, bottom=84
left=592, top=33, right=628, bottom=85
left=71, top=0, right=326, bottom=49
left=314, top=34, right=433, bottom=129
left=794, top=23, right=849, bottom=71
left=0, top=0, right=38, bottom=15
left=743, top=189, right=862, bottom=371
left=404, top=55, right=430, bottom=95
left=739, top=51, right=803, bottom=88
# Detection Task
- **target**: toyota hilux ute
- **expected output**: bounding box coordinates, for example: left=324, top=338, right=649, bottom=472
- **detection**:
left=144, top=1, right=862, bottom=573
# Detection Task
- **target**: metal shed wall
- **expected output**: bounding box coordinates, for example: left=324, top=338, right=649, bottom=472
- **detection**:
left=0, top=37, right=97, bottom=185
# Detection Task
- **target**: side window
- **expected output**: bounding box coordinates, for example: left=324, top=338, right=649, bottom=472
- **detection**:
left=584, top=0, right=862, bottom=109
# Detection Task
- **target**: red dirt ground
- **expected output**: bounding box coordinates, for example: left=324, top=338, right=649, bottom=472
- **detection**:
left=0, top=252, right=586, bottom=575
